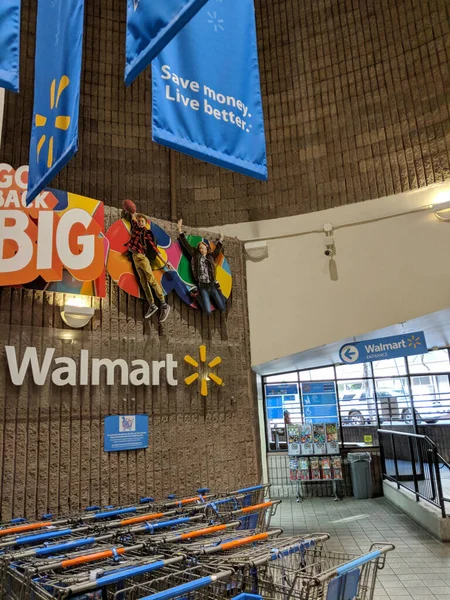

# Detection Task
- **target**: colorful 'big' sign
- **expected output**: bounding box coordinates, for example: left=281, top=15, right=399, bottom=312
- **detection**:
left=0, top=164, right=106, bottom=297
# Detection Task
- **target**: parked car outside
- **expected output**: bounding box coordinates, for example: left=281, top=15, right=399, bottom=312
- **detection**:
left=339, top=388, right=450, bottom=425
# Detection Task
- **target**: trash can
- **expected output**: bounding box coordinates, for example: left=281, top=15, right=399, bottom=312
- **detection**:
left=348, top=452, right=372, bottom=499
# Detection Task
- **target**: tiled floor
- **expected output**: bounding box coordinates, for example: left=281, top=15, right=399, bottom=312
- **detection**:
left=271, top=497, right=450, bottom=599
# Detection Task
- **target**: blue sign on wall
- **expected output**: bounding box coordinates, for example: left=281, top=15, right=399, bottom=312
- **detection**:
left=339, top=331, right=427, bottom=364
left=265, top=384, right=299, bottom=396
left=301, top=381, right=338, bottom=423
left=104, top=415, right=149, bottom=452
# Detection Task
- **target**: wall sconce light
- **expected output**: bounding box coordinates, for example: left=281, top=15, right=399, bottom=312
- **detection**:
left=61, top=298, right=95, bottom=329
left=245, top=240, right=268, bottom=262
left=432, top=199, right=450, bottom=221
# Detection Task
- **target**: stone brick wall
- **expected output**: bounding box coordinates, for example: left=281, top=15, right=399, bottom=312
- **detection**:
left=1, top=0, right=449, bottom=226
left=0, top=211, right=260, bottom=520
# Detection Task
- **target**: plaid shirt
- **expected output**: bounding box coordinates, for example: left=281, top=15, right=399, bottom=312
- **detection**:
left=198, top=256, right=213, bottom=283
left=125, top=220, right=158, bottom=257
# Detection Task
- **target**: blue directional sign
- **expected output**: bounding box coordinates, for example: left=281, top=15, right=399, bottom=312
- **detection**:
left=339, top=331, right=427, bottom=364
left=301, top=381, right=338, bottom=423
left=104, top=415, right=149, bottom=452
left=265, top=384, right=299, bottom=396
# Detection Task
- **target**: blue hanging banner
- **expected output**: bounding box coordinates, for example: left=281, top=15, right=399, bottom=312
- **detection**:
left=125, top=0, right=209, bottom=86
left=26, top=0, right=85, bottom=205
left=0, top=0, right=21, bottom=92
left=152, top=0, right=268, bottom=181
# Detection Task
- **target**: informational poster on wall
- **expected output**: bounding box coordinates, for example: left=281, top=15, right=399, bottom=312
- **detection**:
left=301, top=381, right=338, bottom=424
left=104, top=415, right=149, bottom=452
left=264, top=383, right=299, bottom=420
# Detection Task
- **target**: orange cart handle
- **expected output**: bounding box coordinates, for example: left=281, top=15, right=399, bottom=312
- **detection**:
left=61, top=547, right=126, bottom=568
left=180, top=524, right=229, bottom=540
left=0, top=522, right=48, bottom=537
left=120, top=512, right=165, bottom=526
left=220, top=532, right=269, bottom=550
left=178, top=497, right=202, bottom=506
left=239, top=501, right=276, bottom=514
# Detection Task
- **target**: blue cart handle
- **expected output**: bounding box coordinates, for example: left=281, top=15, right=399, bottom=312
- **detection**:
left=139, top=571, right=234, bottom=600
left=234, top=485, right=265, bottom=494
left=321, top=545, right=394, bottom=580
left=93, top=507, right=137, bottom=519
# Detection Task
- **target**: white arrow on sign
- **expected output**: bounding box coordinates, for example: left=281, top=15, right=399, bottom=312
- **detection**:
left=340, top=344, right=359, bottom=363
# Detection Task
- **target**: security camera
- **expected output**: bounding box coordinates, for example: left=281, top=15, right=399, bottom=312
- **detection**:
left=324, top=235, right=335, bottom=258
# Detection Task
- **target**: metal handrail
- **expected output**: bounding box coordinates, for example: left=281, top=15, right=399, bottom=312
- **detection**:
left=378, top=429, right=447, bottom=518
left=438, top=453, right=450, bottom=471
left=377, top=429, right=435, bottom=445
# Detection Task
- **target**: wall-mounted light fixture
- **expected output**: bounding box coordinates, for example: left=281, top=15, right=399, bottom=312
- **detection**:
left=245, top=240, right=268, bottom=262
left=61, top=297, right=95, bottom=329
left=432, top=198, right=450, bottom=221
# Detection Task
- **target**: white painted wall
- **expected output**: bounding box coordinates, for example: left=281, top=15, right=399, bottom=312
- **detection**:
left=212, top=183, right=450, bottom=367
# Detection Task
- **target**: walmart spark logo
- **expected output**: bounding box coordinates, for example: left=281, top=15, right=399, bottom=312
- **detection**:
left=407, top=334, right=422, bottom=349
left=207, top=11, right=225, bottom=32
left=184, top=345, right=223, bottom=397
left=35, top=76, right=71, bottom=168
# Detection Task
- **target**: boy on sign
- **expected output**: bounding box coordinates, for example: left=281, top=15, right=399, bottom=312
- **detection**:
left=123, top=200, right=170, bottom=322
left=177, top=219, right=226, bottom=316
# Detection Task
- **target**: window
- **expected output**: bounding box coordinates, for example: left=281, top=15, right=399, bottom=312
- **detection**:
left=338, top=379, right=375, bottom=426
left=408, top=350, right=450, bottom=374
left=372, top=358, right=407, bottom=377
left=335, top=362, right=372, bottom=379
left=375, top=378, right=412, bottom=425
left=264, top=348, right=450, bottom=451
left=264, top=372, right=299, bottom=383
left=264, top=382, right=301, bottom=449
left=299, top=366, right=335, bottom=381
left=410, top=374, right=450, bottom=422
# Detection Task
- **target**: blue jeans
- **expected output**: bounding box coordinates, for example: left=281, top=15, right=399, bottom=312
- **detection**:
left=199, top=283, right=226, bottom=315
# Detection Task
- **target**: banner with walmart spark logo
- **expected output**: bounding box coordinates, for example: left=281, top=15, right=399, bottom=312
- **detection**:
left=152, top=0, right=267, bottom=180
left=0, top=0, right=21, bottom=92
left=125, top=0, right=209, bottom=86
left=27, top=0, right=85, bottom=205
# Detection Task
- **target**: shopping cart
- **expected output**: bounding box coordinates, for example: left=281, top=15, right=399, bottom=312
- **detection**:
left=150, top=489, right=215, bottom=511
left=200, top=495, right=274, bottom=524
left=0, top=514, right=213, bottom=599
left=253, top=543, right=395, bottom=600
left=0, top=489, right=213, bottom=533
left=233, top=500, right=281, bottom=531
left=2, top=547, right=168, bottom=600
left=20, top=555, right=187, bottom=600
left=170, top=528, right=285, bottom=559
left=102, top=563, right=240, bottom=599
left=222, top=485, right=271, bottom=505
left=210, top=533, right=330, bottom=569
